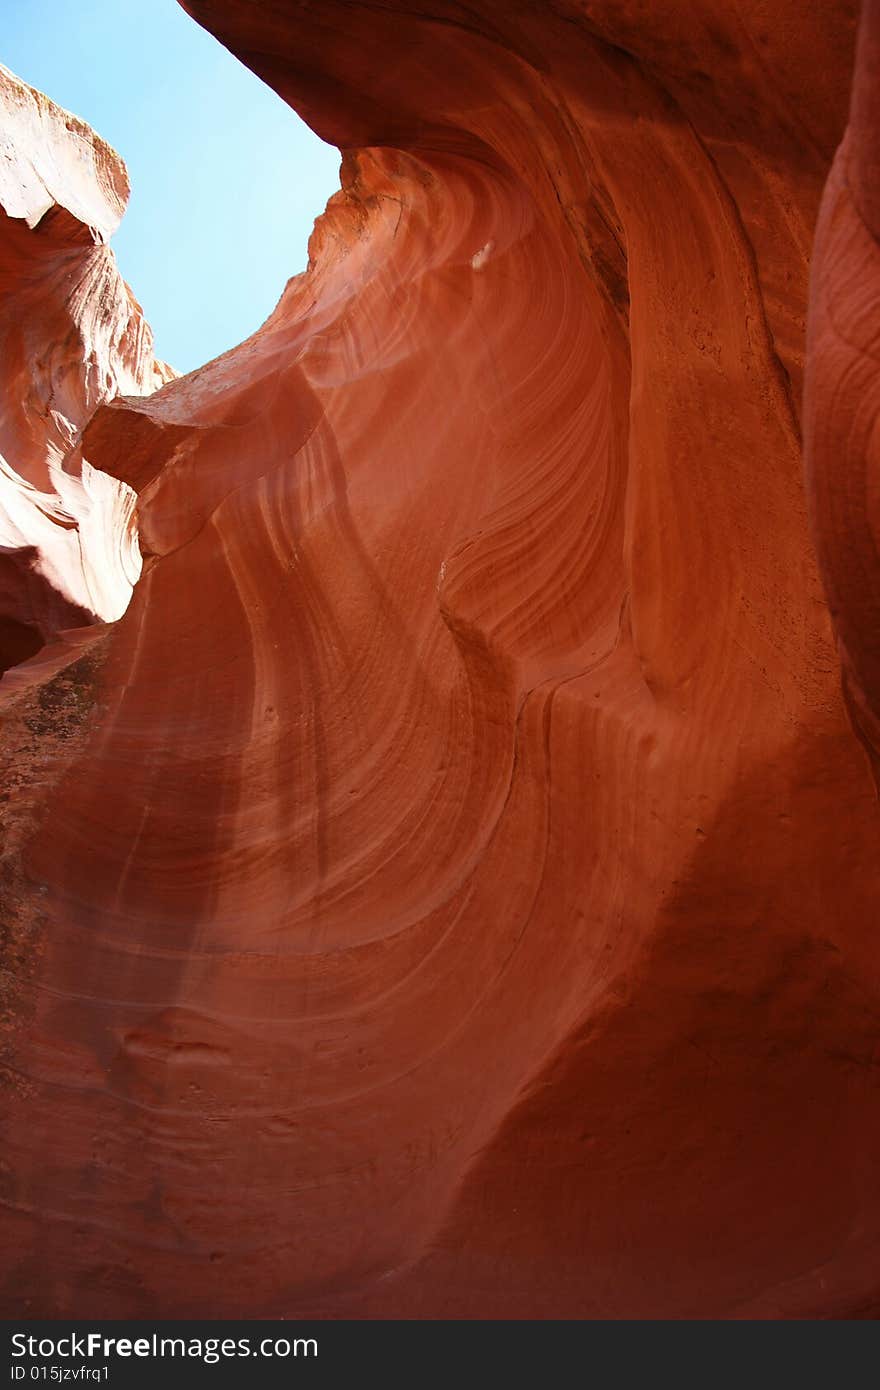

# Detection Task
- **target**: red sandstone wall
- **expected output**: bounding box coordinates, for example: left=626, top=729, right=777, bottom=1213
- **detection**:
left=1, top=2, right=879, bottom=1318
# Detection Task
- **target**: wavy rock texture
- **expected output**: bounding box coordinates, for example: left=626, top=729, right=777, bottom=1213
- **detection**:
left=2, top=1, right=880, bottom=1318
left=805, top=0, right=880, bottom=788
left=0, top=64, right=171, bottom=687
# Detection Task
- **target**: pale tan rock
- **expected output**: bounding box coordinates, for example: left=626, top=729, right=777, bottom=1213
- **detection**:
left=0, top=64, right=172, bottom=679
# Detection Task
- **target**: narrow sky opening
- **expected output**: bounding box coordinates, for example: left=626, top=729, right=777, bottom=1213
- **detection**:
left=4, top=0, right=341, bottom=375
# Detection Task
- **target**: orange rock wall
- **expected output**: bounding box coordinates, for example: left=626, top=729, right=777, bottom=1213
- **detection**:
left=2, top=1, right=880, bottom=1318
left=0, top=65, right=170, bottom=683
left=805, top=0, right=880, bottom=785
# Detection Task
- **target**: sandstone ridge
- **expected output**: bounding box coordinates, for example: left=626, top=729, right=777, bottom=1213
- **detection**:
left=2, top=1, right=880, bottom=1319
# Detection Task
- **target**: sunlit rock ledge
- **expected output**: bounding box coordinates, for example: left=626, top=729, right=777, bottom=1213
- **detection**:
left=0, top=63, right=172, bottom=680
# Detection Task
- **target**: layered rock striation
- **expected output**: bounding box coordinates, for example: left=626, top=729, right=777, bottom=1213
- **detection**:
left=2, top=1, right=880, bottom=1318
left=805, top=0, right=880, bottom=786
left=0, top=64, right=171, bottom=686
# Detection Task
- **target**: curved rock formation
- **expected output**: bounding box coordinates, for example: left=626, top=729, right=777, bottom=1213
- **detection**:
left=0, top=64, right=171, bottom=685
left=2, top=1, right=880, bottom=1318
left=805, top=0, right=880, bottom=785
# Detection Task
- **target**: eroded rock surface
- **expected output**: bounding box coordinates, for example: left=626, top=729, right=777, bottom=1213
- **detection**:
left=0, top=64, right=172, bottom=685
left=805, top=0, right=880, bottom=788
left=2, top=2, right=880, bottom=1318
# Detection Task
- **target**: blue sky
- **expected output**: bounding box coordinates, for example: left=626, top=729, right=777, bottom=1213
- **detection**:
left=4, top=0, right=341, bottom=374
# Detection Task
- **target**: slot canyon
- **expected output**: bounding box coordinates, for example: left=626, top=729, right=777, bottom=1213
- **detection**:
left=1, top=0, right=880, bottom=1318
